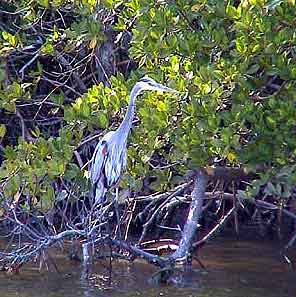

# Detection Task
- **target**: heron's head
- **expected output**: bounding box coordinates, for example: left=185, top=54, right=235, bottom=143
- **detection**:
left=136, top=76, right=176, bottom=94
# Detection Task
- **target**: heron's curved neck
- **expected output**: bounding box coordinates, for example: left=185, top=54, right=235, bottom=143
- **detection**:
left=118, top=84, right=141, bottom=136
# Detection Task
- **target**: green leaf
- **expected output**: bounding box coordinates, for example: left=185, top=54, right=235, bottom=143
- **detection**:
left=226, top=5, right=241, bottom=19
left=101, top=0, right=114, bottom=9
left=0, top=124, right=6, bottom=138
left=41, top=41, right=54, bottom=55
left=247, top=64, right=260, bottom=74
left=65, top=163, right=81, bottom=180
left=264, top=182, right=278, bottom=196
left=235, top=36, right=246, bottom=54
left=2, top=31, right=17, bottom=47
left=41, top=186, right=54, bottom=210
left=97, top=113, right=109, bottom=128
left=37, top=0, right=49, bottom=8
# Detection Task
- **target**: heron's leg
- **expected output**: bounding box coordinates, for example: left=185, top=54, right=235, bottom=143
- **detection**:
left=114, top=188, right=122, bottom=240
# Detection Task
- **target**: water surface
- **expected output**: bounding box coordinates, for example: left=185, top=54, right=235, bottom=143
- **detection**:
left=0, top=239, right=295, bottom=297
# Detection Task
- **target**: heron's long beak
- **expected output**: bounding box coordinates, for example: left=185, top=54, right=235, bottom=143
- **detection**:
left=154, top=82, right=178, bottom=94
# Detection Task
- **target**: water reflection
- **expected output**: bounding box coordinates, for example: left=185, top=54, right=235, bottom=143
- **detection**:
left=0, top=239, right=295, bottom=297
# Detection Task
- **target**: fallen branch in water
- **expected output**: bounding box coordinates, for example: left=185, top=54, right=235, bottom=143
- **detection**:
left=110, top=239, right=168, bottom=268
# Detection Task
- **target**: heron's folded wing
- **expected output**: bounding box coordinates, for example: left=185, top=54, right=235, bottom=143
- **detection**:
left=90, top=141, right=108, bottom=184
left=103, top=144, right=127, bottom=188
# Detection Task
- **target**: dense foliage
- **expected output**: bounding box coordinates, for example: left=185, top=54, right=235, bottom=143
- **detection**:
left=0, top=0, right=296, bottom=213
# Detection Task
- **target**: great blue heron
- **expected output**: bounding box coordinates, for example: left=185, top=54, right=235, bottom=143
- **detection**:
left=90, top=77, right=175, bottom=209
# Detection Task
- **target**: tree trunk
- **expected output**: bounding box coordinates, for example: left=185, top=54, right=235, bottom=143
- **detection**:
left=169, top=169, right=208, bottom=262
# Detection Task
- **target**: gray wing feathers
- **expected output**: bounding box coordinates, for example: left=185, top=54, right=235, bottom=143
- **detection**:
left=94, top=179, right=107, bottom=204
left=89, top=131, right=127, bottom=203
left=104, top=144, right=127, bottom=187
left=90, top=141, right=108, bottom=184
left=90, top=131, right=115, bottom=184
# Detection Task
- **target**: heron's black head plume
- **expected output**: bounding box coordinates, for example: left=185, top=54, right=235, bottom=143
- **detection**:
left=137, top=76, right=176, bottom=93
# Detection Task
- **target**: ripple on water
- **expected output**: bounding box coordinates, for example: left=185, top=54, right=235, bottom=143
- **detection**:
left=0, top=239, right=295, bottom=297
